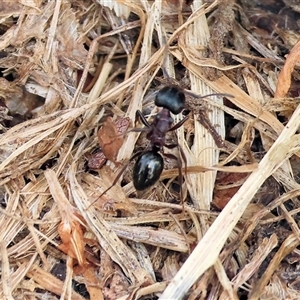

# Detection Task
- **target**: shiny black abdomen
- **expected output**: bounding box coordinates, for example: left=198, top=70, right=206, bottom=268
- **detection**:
left=133, top=151, right=164, bottom=190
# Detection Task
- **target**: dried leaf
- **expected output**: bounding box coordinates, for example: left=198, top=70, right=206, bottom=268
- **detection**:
left=97, top=116, right=130, bottom=163
left=213, top=172, right=249, bottom=209
left=275, top=38, right=300, bottom=98
left=87, top=151, right=107, bottom=169
left=44, top=169, right=86, bottom=266
left=57, top=219, right=86, bottom=265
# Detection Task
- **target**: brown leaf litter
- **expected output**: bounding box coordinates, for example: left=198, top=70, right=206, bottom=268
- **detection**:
left=1, top=0, right=300, bottom=299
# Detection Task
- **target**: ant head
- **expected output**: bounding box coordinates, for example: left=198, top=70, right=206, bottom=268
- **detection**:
left=155, top=86, right=185, bottom=115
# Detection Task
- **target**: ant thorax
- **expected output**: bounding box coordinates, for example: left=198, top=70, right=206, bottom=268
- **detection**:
left=146, top=108, right=174, bottom=150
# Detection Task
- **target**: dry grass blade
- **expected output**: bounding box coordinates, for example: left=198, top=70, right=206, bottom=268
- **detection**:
left=0, top=241, right=14, bottom=300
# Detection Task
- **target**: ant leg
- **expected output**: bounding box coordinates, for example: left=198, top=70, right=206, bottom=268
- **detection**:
left=168, top=115, right=189, bottom=132
left=164, top=143, right=187, bottom=206
left=164, top=143, right=187, bottom=176
left=165, top=142, right=187, bottom=174
left=86, top=151, right=143, bottom=210
left=163, top=152, right=184, bottom=209
left=136, top=110, right=151, bottom=128
left=128, top=127, right=151, bottom=134
left=177, top=144, right=187, bottom=177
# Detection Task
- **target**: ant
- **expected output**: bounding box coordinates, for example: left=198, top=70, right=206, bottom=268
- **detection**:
left=132, top=86, right=231, bottom=192
left=133, top=85, right=188, bottom=191
left=87, top=85, right=187, bottom=209
left=89, top=84, right=231, bottom=208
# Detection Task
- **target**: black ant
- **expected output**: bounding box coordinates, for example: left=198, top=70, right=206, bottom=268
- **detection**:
left=133, top=85, right=188, bottom=191
left=89, top=84, right=231, bottom=207
left=86, top=85, right=188, bottom=209
left=132, top=86, right=231, bottom=192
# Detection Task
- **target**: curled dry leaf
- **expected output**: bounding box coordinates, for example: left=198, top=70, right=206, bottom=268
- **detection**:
left=45, top=169, right=86, bottom=266
left=57, top=216, right=86, bottom=266
left=88, top=116, right=130, bottom=169
left=275, top=38, right=300, bottom=98
left=97, top=116, right=130, bottom=163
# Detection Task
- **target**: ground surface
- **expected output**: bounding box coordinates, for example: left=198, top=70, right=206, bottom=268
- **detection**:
left=1, top=0, right=300, bottom=299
